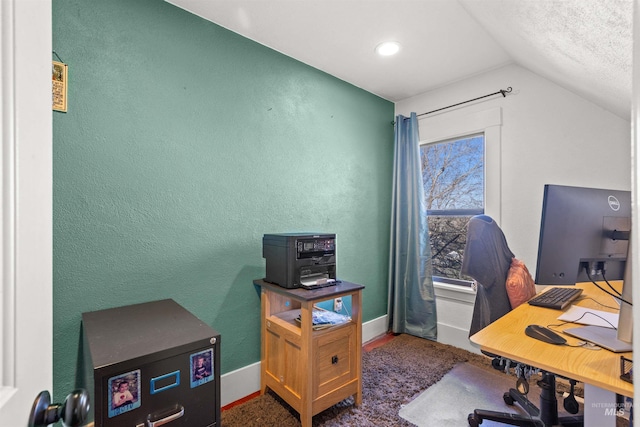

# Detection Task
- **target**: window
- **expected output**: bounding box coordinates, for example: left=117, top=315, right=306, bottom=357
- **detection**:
left=420, top=133, right=484, bottom=286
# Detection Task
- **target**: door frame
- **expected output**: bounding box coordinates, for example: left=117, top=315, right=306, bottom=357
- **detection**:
left=0, top=0, right=53, bottom=424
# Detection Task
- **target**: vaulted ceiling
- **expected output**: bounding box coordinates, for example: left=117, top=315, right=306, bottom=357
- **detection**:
left=167, top=0, right=633, bottom=120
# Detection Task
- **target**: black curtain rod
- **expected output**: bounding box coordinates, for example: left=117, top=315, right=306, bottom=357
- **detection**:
left=416, top=86, right=512, bottom=118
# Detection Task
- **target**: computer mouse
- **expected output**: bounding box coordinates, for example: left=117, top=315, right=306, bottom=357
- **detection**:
left=525, top=324, right=567, bottom=345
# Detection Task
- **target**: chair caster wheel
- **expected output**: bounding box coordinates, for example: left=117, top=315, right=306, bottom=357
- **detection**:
left=468, top=413, right=481, bottom=427
left=503, top=392, right=515, bottom=405
left=491, top=358, right=503, bottom=371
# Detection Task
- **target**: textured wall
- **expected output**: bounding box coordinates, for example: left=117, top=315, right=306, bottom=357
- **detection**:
left=52, top=0, right=393, bottom=401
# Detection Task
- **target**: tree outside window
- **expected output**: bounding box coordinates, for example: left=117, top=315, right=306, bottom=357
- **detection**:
left=420, top=133, right=484, bottom=285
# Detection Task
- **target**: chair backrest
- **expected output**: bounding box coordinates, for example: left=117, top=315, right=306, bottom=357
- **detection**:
left=461, top=215, right=515, bottom=337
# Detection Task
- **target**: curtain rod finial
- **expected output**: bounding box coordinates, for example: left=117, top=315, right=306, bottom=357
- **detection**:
left=500, top=87, right=513, bottom=97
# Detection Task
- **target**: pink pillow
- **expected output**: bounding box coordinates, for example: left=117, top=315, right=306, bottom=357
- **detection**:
left=506, top=258, right=537, bottom=309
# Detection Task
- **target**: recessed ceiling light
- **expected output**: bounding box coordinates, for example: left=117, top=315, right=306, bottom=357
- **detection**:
left=375, top=41, right=401, bottom=56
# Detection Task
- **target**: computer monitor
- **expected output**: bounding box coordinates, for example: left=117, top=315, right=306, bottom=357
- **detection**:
left=535, top=184, right=631, bottom=286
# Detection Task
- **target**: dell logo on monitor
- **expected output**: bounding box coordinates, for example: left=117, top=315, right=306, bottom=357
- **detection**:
left=608, top=195, right=621, bottom=211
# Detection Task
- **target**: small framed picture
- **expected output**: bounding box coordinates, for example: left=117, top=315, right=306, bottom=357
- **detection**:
left=108, top=369, right=141, bottom=418
left=190, top=348, right=214, bottom=388
left=52, top=60, right=67, bottom=112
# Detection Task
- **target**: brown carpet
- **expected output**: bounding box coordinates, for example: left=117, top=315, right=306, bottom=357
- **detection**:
left=221, top=333, right=628, bottom=426
left=221, top=334, right=493, bottom=427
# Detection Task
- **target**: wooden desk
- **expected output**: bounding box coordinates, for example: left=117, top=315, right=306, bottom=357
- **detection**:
left=254, top=279, right=364, bottom=427
left=470, top=281, right=633, bottom=426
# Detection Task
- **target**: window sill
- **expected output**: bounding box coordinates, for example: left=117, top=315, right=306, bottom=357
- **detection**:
left=433, top=280, right=476, bottom=304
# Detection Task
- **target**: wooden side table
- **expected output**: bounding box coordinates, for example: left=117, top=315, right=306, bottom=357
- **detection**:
left=254, top=279, right=364, bottom=427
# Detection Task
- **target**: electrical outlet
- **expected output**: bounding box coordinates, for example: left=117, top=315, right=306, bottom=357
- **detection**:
left=334, top=297, right=343, bottom=312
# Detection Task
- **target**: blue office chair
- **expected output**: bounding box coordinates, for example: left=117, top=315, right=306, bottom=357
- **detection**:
left=462, top=215, right=583, bottom=427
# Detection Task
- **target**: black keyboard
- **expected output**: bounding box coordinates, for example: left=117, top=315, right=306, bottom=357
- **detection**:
left=527, top=287, right=583, bottom=310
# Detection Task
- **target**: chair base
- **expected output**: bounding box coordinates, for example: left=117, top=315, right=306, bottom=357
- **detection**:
left=467, top=372, right=584, bottom=427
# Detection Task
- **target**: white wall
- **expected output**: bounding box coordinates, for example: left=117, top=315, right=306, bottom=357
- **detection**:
left=631, top=0, right=639, bottom=385
left=396, top=63, right=630, bottom=273
left=396, top=64, right=631, bottom=347
left=432, top=283, right=479, bottom=353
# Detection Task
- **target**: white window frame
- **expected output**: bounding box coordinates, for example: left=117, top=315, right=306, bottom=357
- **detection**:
left=421, top=132, right=485, bottom=286
left=418, top=107, right=502, bottom=286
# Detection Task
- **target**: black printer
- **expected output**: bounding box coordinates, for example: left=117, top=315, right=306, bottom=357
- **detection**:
left=262, top=233, right=336, bottom=289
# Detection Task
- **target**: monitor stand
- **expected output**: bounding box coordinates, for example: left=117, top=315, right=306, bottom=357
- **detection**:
left=564, top=325, right=633, bottom=353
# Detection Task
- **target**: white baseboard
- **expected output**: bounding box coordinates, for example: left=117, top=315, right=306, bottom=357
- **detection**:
left=220, top=362, right=261, bottom=407
left=436, top=322, right=481, bottom=354
left=89, top=313, right=469, bottom=414
left=220, top=312, right=483, bottom=407
left=362, top=314, right=389, bottom=344
left=220, top=314, right=389, bottom=407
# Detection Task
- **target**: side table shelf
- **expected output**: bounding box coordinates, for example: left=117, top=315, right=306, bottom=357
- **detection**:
left=254, top=279, right=364, bottom=427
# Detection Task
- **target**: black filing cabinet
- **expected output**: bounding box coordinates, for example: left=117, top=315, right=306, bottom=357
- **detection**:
left=82, top=299, right=220, bottom=427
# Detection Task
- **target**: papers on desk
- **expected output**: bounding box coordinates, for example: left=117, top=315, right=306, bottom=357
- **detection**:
left=557, top=306, right=619, bottom=329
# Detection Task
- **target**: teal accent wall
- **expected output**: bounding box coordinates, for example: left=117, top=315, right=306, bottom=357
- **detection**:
left=52, top=0, right=393, bottom=401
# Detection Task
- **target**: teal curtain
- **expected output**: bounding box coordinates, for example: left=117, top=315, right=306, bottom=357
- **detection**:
left=388, top=113, right=437, bottom=339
